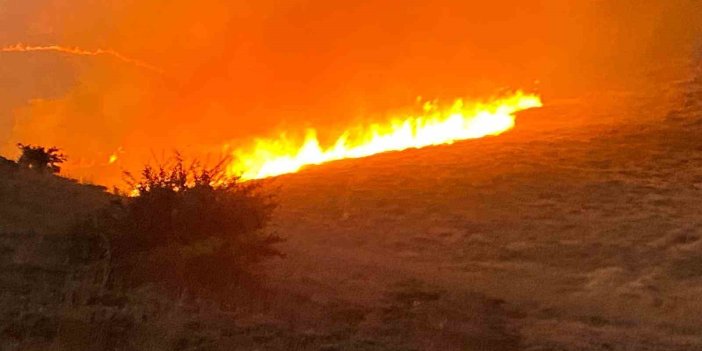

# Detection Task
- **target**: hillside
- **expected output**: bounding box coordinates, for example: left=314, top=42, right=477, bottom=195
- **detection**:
left=0, top=158, right=113, bottom=350
left=0, top=156, right=112, bottom=234
left=1, top=72, right=701, bottom=350
left=263, top=73, right=702, bottom=350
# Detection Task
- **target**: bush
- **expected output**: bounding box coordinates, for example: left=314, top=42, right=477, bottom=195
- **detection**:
left=16, top=144, right=67, bottom=173
left=76, top=155, right=282, bottom=297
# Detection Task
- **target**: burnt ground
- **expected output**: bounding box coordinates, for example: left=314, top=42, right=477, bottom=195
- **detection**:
left=1, top=67, right=702, bottom=350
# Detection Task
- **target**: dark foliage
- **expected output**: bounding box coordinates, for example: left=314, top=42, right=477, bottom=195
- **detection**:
left=16, top=144, right=67, bottom=174
left=74, top=155, right=282, bottom=297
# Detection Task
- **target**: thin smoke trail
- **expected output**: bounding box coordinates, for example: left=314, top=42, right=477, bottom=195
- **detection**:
left=1, top=43, right=163, bottom=74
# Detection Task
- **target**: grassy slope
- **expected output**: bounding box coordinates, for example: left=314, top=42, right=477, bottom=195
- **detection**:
left=266, top=73, right=702, bottom=350
left=0, top=158, right=519, bottom=350
left=1, top=71, right=701, bottom=350
left=0, top=160, right=116, bottom=350
left=0, top=158, right=112, bottom=234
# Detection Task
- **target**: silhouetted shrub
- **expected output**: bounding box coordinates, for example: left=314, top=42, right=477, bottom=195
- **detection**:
left=16, top=144, right=67, bottom=173
left=75, top=155, right=282, bottom=297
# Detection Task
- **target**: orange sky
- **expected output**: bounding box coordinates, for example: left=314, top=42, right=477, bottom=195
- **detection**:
left=1, top=0, right=701, bottom=186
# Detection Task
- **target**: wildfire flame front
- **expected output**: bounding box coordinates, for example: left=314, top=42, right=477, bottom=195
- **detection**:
left=228, top=91, right=542, bottom=180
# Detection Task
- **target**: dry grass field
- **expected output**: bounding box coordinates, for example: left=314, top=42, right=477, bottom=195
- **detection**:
left=1, top=68, right=701, bottom=350
left=260, top=70, right=702, bottom=350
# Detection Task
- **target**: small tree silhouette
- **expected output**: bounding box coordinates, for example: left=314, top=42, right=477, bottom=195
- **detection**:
left=16, top=144, right=67, bottom=173
left=72, top=154, right=283, bottom=298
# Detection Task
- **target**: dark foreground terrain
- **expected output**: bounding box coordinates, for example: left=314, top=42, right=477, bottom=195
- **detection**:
left=2, top=67, right=702, bottom=350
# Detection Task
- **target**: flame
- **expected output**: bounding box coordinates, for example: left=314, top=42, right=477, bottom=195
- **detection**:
left=107, top=147, right=124, bottom=165
left=1, top=43, right=163, bottom=74
left=228, top=91, right=542, bottom=180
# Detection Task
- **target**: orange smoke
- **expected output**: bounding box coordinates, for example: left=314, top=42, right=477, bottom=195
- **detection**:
left=1, top=43, right=163, bottom=74
left=228, top=91, right=542, bottom=180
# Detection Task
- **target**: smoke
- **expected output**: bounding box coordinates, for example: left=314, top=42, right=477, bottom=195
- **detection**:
left=1, top=0, right=701, bottom=186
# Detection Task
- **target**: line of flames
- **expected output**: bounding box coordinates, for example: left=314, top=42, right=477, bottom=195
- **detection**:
left=227, top=91, right=542, bottom=180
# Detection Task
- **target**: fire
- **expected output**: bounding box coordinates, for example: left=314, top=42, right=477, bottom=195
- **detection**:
left=228, top=91, right=542, bottom=180
left=107, top=147, right=124, bottom=165
left=1, top=43, right=162, bottom=74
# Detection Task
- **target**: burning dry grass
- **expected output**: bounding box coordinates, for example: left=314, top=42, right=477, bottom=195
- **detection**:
left=261, top=75, right=702, bottom=350
left=1, top=75, right=702, bottom=349
left=228, top=91, right=542, bottom=180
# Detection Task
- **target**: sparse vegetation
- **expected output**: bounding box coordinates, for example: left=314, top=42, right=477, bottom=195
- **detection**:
left=73, top=155, right=283, bottom=299
left=4, top=81, right=702, bottom=350
left=16, top=144, right=67, bottom=174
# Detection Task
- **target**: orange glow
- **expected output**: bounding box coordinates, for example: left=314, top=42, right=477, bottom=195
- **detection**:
left=3, top=1, right=694, bottom=188
left=228, top=91, right=542, bottom=180
left=1, top=43, right=163, bottom=74
left=108, top=154, right=119, bottom=164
